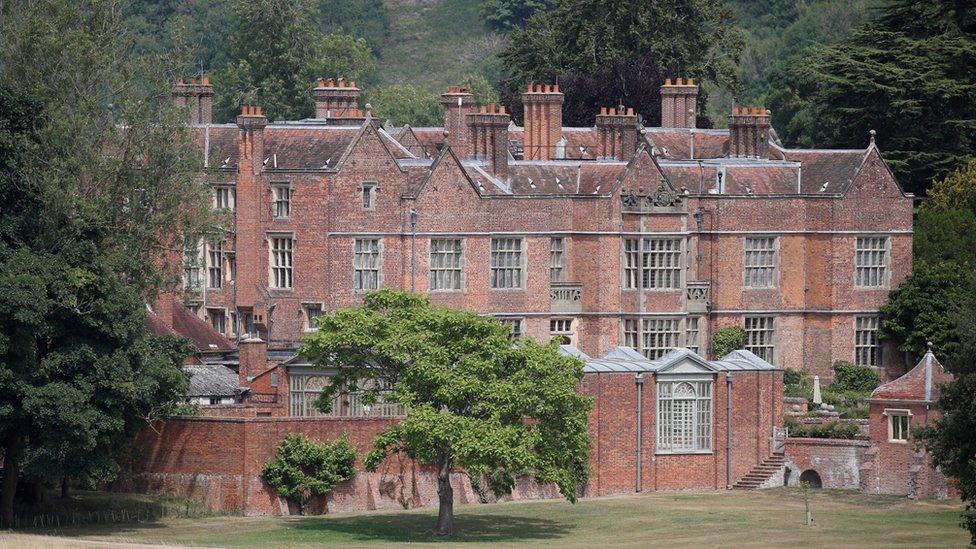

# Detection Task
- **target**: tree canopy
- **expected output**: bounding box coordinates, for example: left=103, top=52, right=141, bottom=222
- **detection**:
left=299, top=289, right=591, bottom=535
left=0, top=0, right=214, bottom=524
left=499, top=0, right=743, bottom=126
left=767, top=0, right=976, bottom=195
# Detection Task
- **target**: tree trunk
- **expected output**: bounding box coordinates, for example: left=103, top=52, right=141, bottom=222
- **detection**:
left=433, top=450, right=454, bottom=536
left=1, top=437, right=23, bottom=527
left=61, top=476, right=69, bottom=499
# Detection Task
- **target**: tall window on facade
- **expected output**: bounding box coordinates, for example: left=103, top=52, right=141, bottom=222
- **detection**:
left=496, top=317, right=524, bottom=339
left=207, top=308, right=226, bottom=334
left=624, top=318, right=640, bottom=349
left=744, top=236, right=777, bottom=287
left=429, top=238, right=462, bottom=291
left=642, top=318, right=681, bottom=359
left=550, top=318, right=575, bottom=345
left=490, top=237, right=523, bottom=289
left=183, top=241, right=202, bottom=290
left=550, top=237, right=566, bottom=282
left=623, top=238, right=640, bottom=289
left=272, top=184, right=291, bottom=219
left=225, top=253, right=236, bottom=284
left=269, top=236, right=293, bottom=289
left=744, top=316, right=775, bottom=363
left=302, top=303, right=323, bottom=332
left=230, top=312, right=238, bottom=337
left=361, top=182, right=377, bottom=210
left=214, top=186, right=235, bottom=211
left=886, top=409, right=910, bottom=442
left=686, top=317, right=701, bottom=354
left=238, top=310, right=256, bottom=338
left=354, top=238, right=381, bottom=291
left=207, top=242, right=222, bottom=289
left=657, top=380, right=713, bottom=453
left=855, top=316, right=880, bottom=367
left=643, top=238, right=682, bottom=289
left=855, top=236, right=888, bottom=287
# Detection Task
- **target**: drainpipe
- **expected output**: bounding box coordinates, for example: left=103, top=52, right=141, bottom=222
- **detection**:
left=726, top=372, right=733, bottom=489
left=635, top=373, right=644, bottom=492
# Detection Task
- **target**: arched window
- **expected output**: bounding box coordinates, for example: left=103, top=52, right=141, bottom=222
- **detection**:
left=657, top=380, right=713, bottom=453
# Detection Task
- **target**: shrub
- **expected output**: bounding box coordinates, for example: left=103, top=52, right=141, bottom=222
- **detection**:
left=832, top=360, right=881, bottom=392
left=712, top=327, right=745, bottom=359
left=784, top=417, right=861, bottom=439
left=783, top=369, right=803, bottom=385
left=261, top=434, right=357, bottom=515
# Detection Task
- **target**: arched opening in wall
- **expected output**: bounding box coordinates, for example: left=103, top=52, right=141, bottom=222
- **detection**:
left=800, top=469, right=822, bottom=489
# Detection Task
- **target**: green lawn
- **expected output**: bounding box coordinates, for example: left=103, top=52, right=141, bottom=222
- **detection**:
left=6, top=488, right=967, bottom=548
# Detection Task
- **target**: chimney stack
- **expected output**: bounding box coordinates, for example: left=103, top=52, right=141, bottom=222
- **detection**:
left=595, top=106, right=638, bottom=160
left=521, top=83, right=564, bottom=160
left=234, top=106, right=268, bottom=310
left=172, top=77, right=213, bottom=125
left=660, top=77, right=699, bottom=128
left=313, top=78, right=361, bottom=119
left=440, top=86, right=476, bottom=158
left=728, top=106, right=772, bottom=158
left=467, top=103, right=510, bottom=179
left=236, top=105, right=268, bottom=175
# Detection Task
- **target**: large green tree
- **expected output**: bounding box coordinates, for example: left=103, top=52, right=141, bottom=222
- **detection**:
left=0, top=0, right=214, bottom=524
left=213, top=0, right=376, bottom=122
left=499, top=0, right=743, bottom=126
left=768, top=0, right=976, bottom=195
left=300, top=290, right=591, bottom=535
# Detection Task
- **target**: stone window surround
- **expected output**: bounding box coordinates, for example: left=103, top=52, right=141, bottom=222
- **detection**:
left=620, top=236, right=684, bottom=291
left=883, top=408, right=912, bottom=443
left=270, top=182, right=292, bottom=219
left=205, top=306, right=228, bottom=336
left=267, top=232, right=294, bottom=290
left=744, top=315, right=775, bottom=364
left=301, top=301, right=324, bottom=333
left=360, top=181, right=378, bottom=211
left=743, top=235, right=779, bottom=289
left=353, top=236, right=383, bottom=292
left=428, top=237, right=465, bottom=292
left=854, top=315, right=881, bottom=367
left=656, top=376, right=714, bottom=455
left=490, top=236, right=526, bottom=290
left=854, top=235, right=890, bottom=289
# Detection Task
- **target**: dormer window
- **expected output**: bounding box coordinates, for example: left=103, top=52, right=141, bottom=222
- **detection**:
left=361, top=182, right=377, bottom=210
left=272, top=184, right=291, bottom=219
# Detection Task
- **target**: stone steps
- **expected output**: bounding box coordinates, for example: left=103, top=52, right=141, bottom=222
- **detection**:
left=732, top=455, right=787, bottom=490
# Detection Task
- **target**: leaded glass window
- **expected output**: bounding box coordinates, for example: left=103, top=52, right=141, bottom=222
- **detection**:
left=490, top=237, right=523, bottom=289
left=744, top=237, right=776, bottom=287
left=641, top=318, right=681, bottom=359
left=550, top=237, right=566, bottom=282
left=855, top=316, right=880, bottom=367
left=429, top=238, right=462, bottom=291
left=642, top=238, right=682, bottom=289
left=745, top=316, right=774, bottom=363
left=354, top=238, right=381, bottom=291
left=855, top=236, right=888, bottom=287
left=657, top=380, right=712, bottom=453
left=269, top=236, right=293, bottom=289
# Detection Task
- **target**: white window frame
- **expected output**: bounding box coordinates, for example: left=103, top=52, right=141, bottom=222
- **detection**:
left=686, top=316, right=701, bottom=354
left=302, top=302, right=324, bottom=333
left=429, top=238, right=463, bottom=291
left=744, top=316, right=775, bottom=363
left=271, top=183, right=291, bottom=219
left=206, top=307, right=227, bottom=335
left=207, top=241, right=223, bottom=290
left=641, top=318, right=681, bottom=359
left=656, top=379, right=713, bottom=454
left=490, top=237, right=525, bottom=289
left=268, top=234, right=294, bottom=290
left=550, top=317, right=577, bottom=346
left=642, top=237, right=682, bottom=290
left=884, top=408, right=912, bottom=443
left=854, top=316, right=881, bottom=367
left=214, top=186, right=236, bottom=211
left=743, top=236, right=777, bottom=288
left=353, top=237, right=382, bottom=292
left=855, top=236, right=889, bottom=288
left=623, top=238, right=640, bottom=289
left=224, top=252, right=236, bottom=284
left=550, top=237, right=566, bottom=282
left=496, top=316, right=524, bottom=339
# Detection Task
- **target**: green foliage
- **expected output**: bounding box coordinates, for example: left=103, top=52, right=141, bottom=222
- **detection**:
left=923, top=288, right=976, bottom=544
left=914, top=208, right=976, bottom=268
left=782, top=369, right=803, bottom=386
left=363, top=85, right=443, bottom=126
left=261, top=435, right=357, bottom=514
left=482, top=0, right=554, bottom=30
left=213, top=0, right=376, bottom=122
left=460, top=74, right=501, bottom=106
left=500, top=0, right=743, bottom=126
left=767, top=0, right=976, bottom=195
left=314, top=0, right=391, bottom=53
left=784, top=417, right=861, bottom=439
left=712, top=327, right=745, bottom=359
left=926, top=158, right=976, bottom=213
left=831, top=361, right=881, bottom=392
left=0, top=0, right=214, bottom=523
left=300, top=289, right=591, bottom=534
left=124, top=0, right=233, bottom=70
left=819, top=388, right=869, bottom=419
left=880, top=261, right=974, bottom=359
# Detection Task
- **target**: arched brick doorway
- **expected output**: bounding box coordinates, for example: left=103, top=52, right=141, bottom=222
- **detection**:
left=800, top=469, right=822, bottom=489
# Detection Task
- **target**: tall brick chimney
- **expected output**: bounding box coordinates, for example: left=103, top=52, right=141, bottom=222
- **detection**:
left=467, top=103, right=510, bottom=179
left=440, top=86, right=476, bottom=158
left=660, top=77, right=699, bottom=128
left=728, top=106, right=772, bottom=158
left=313, top=78, right=361, bottom=119
left=172, top=76, right=214, bottom=125
left=595, top=106, right=638, bottom=160
left=235, top=106, right=268, bottom=310
left=521, top=84, right=564, bottom=160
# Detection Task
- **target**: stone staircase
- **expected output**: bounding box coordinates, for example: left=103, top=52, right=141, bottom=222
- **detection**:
left=732, top=454, right=787, bottom=490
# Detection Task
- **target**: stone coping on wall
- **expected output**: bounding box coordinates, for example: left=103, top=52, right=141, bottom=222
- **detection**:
left=785, top=437, right=870, bottom=447
left=166, top=415, right=403, bottom=424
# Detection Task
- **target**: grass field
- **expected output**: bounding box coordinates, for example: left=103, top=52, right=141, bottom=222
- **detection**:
left=3, top=488, right=967, bottom=548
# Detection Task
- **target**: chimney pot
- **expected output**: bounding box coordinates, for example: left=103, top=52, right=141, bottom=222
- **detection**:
left=687, top=77, right=694, bottom=85
left=316, top=78, right=325, bottom=88
left=327, top=78, right=335, bottom=87
left=499, top=105, right=507, bottom=115
left=177, top=77, right=185, bottom=86
left=350, top=81, right=356, bottom=88
left=627, top=107, right=634, bottom=116
left=677, top=77, right=683, bottom=86
left=664, top=78, right=672, bottom=86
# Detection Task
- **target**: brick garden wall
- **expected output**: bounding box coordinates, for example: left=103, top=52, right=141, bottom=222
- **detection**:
left=784, top=438, right=870, bottom=489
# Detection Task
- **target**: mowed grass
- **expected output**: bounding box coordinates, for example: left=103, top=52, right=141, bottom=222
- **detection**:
left=8, top=488, right=967, bottom=548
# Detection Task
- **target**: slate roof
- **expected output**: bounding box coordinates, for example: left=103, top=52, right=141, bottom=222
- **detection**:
left=644, top=128, right=729, bottom=160
left=148, top=297, right=236, bottom=353
left=870, top=348, right=953, bottom=402
left=184, top=364, right=240, bottom=397
left=564, top=346, right=778, bottom=374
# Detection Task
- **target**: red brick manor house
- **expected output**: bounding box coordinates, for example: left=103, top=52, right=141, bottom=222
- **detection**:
left=134, top=76, right=915, bottom=513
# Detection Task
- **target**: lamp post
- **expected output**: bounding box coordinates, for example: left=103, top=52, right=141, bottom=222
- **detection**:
left=409, top=208, right=418, bottom=292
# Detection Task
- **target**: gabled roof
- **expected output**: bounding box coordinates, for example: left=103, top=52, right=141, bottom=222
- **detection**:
left=148, top=297, right=236, bottom=353
left=184, top=364, right=240, bottom=397
left=871, top=348, right=953, bottom=402
left=576, top=346, right=777, bottom=374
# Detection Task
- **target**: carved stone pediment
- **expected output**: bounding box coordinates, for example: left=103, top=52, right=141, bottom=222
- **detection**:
left=621, top=181, right=685, bottom=213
